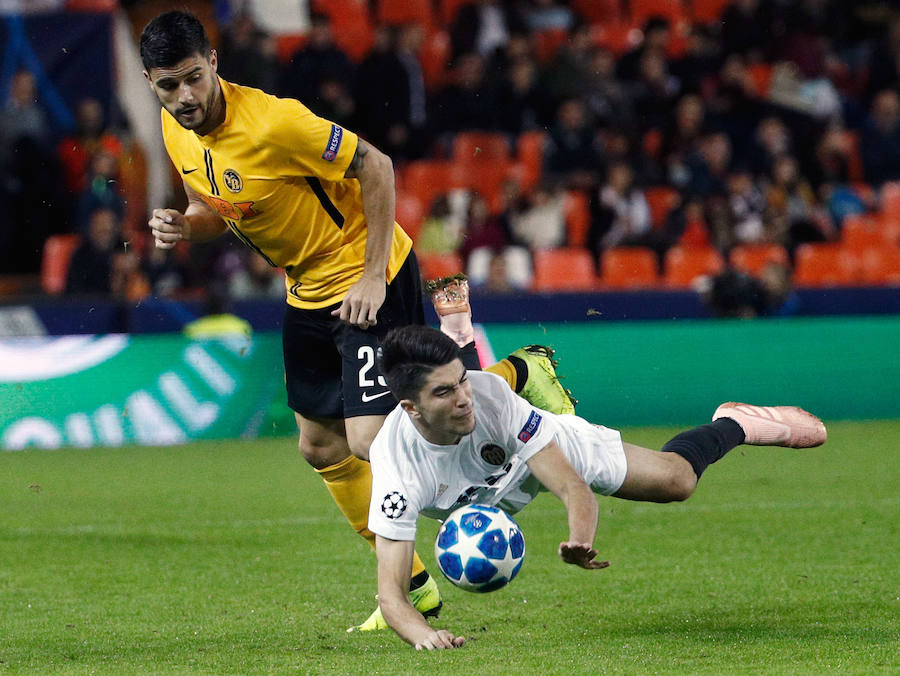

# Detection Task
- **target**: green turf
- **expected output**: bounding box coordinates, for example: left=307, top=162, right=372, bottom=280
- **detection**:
left=2, top=420, right=897, bottom=674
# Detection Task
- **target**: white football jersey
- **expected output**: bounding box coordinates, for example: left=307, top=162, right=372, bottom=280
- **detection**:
left=368, top=370, right=626, bottom=541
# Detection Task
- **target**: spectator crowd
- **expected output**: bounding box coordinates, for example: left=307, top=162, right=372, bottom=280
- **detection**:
left=3, top=0, right=900, bottom=313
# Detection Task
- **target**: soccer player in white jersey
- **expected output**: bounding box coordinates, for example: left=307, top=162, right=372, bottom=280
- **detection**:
left=367, top=325, right=827, bottom=650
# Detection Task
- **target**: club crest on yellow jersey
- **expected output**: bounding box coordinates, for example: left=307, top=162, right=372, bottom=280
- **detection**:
left=223, top=168, right=243, bottom=193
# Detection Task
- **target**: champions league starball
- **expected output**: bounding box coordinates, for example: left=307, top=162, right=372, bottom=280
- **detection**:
left=434, top=504, right=525, bottom=593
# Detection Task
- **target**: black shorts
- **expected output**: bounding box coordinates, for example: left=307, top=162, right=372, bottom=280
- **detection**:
left=283, top=252, right=425, bottom=419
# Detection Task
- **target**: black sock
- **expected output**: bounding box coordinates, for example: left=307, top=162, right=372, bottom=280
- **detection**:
left=506, top=354, right=529, bottom=394
left=458, top=341, right=481, bottom=371
left=409, top=570, right=430, bottom=591
left=662, top=418, right=746, bottom=479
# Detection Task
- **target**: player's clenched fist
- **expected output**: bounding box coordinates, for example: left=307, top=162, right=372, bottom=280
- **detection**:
left=148, top=208, right=187, bottom=249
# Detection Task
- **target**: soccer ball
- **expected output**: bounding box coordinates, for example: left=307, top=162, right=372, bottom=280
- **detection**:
left=434, top=504, right=525, bottom=593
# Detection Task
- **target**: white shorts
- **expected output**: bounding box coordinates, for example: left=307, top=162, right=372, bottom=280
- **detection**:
left=550, top=415, right=628, bottom=496
left=586, top=424, right=628, bottom=495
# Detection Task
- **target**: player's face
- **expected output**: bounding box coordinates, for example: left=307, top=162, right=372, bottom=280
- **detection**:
left=144, top=51, right=223, bottom=135
left=407, top=360, right=475, bottom=445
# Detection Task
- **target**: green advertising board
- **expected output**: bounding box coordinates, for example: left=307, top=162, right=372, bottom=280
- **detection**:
left=1, top=316, right=897, bottom=450
left=0, top=333, right=290, bottom=450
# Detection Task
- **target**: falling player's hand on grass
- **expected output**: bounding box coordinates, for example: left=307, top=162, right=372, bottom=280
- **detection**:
left=559, top=541, right=610, bottom=570
left=414, top=629, right=466, bottom=651
left=332, top=275, right=386, bottom=330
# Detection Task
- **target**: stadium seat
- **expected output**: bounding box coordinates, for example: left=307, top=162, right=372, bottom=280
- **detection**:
left=311, top=0, right=373, bottom=61
left=396, top=191, right=425, bottom=242
left=377, top=0, right=434, bottom=30
left=41, top=234, right=81, bottom=295
left=729, top=243, right=789, bottom=276
left=421, top=30, right=450, bottom=89
left=842, top=130, right=865, bottom=183
left=452, top=132, right=512, bottom=163
left=600, top=246, right=660, bottom=289
left=535, top=28, right=570, bottom=62
left=516, top=131, right=546, bottom=191
left=689, top=0, right=731, bottom=23
left=746, top=62, right=774, bottom=98
left=440, top=0, right=474, bottom=24
left=590, top=21, right=642, bottom=56
left=644, top=186, right=680, bottom=229
left=417, top=252, right=464, bottom=281
left=532, top=247, right=598, bottom=292
left=857, top=245, right=900, bottom=285
left=841, top=214, right=891, bottom=250
left=564, top=190, right=591, bottom=247
left=662, top=246, right=724, bottom=288
left=793, top=243, right=859, bottom=287
left=573, top=0, right=622, bottom=24
left=401, top=161, right=456, bottom=211
left=629, top=0, right=687, bottom=24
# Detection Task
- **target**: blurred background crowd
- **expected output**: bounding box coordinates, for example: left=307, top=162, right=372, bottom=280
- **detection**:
left=3, top=0, right=900, bottom=319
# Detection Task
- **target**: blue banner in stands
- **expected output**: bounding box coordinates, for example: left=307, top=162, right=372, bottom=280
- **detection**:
left=0, top=12, right=113, bottom=134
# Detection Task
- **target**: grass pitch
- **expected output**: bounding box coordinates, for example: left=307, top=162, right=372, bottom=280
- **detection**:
left=2, top=420, right=898, bottom=674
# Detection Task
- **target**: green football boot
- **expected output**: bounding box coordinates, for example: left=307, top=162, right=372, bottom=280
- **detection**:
left=347, top=573, right=443, bottom=632
left=510, top=344, right=577, bottom=415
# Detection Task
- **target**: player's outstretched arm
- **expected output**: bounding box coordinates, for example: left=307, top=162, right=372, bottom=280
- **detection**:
left=375, top=535, right=465, bottom=650
left=526, top=441, right=609, bottom=570
left=333, top=139, right=394, bottom=329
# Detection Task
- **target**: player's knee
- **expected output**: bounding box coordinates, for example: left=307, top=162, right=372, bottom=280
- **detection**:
left=665, top=464, right=697, bottom=502
left=298, top=435, right=348, bottom=469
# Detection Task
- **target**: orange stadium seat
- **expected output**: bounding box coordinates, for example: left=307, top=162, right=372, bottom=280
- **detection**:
left=517, top=130, right=546, bottom=191
left=600, top=246, right=659, bottom=289
left=746, top=62, right=774, bottom=98
left=689, top=0, right=731, bottom=23
left=41, top=234, right=81, bottom=295
left=533, top=247, right=598, bottom=292
left=644, top=186, right=680, bottom=229
left=421, top=30, right=451, bottom=89
left=395, top=191, right=425, bottom=242
left=452, top=132, right=512, bottom=163
left=662, top=245, right=724, bottom=288
left=591, top=21, right=642, bottom=56
left=729, top=243, right=789, bottom=276
left=564, top=190, right=591, bottom=247
left=574, top=0, right=623, bottom=24
left=842, top=130, right=865, bottom=183
left=440, top=0, right=474, bottom=24
left=378, top=0, right=434, bottom=30
left=629, top=0, right=687, bottom=24
left=311, top=0, right=373, bottom=61
left=417, top=252, right=464, bottom=280
left=535, top=28, right=570, bottom=62
left=793, top=243, right=859, bottom=287
left=401, top=161, right=455, bottom=210
left=857, top=245, right=900, bottom=285
left=841, top=214, right=891, bottom=250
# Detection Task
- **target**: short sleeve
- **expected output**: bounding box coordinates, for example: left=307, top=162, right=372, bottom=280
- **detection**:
left=264, top=97, right=359, bottom=182
left=368, top=437, right=421, bottom=542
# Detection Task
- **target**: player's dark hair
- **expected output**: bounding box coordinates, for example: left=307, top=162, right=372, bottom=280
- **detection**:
left=379, top=326, right=460, bottom=401
left=140, top=11, right=211, bottom=71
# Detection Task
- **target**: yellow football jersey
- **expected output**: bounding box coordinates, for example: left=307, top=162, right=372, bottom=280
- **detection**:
left=161, top=78, right=412, bottom=309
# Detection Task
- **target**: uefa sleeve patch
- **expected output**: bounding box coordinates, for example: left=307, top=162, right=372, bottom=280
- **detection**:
left=517, top=410, right=542, bottom=442
left=321, top=124, right=343, bottom=161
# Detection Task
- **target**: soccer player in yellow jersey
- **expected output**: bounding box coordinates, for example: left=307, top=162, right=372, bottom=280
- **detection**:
left=139, top=10, right=574, bottom=632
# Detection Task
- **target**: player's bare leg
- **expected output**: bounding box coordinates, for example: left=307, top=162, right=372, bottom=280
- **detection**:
left=425, top=274, right=576, bottom=415
left=613, top=403, right=826, bottom=502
